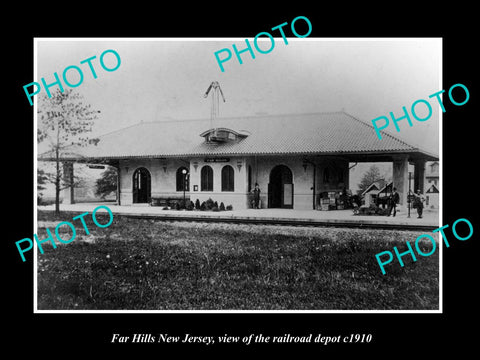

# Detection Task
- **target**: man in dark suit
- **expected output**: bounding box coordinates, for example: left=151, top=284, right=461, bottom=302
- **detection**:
left=252, top=183, right=261, bottom=209
left=387, top=187, right=400, bottom=217
left=413, top=189, right=425, bottom=218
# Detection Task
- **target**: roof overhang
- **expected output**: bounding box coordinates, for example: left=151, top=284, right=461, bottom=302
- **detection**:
left=38, top=149, right=438, bottom=163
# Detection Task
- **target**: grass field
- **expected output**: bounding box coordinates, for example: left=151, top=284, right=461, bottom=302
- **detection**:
left=36, top=211, right=439, bottom=310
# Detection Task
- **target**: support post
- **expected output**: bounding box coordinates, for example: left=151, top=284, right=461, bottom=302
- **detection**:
left=408, top=171, right=412, bottom=218
left=392, top=155, right=409, bottom=206
left=413, top=159, right=426, bottom=194
left=116, top=165, right=121, bottom=205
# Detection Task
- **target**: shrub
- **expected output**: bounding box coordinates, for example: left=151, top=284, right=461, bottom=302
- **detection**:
left=174, top=200, right=187, bottom=210
left=186, top=201, right=194, bottom=211
left=200, top=201, right=206, bottom=211
left=219, top=202, right=225, bottom=211
left=195, top=199, right=201, bottom=210
left=205, top=198, right=215, bottom=210
left=226, top=205, right=233, bottom=211
left=212, top=206, right=220, bottom=212
left=214, top=201, right=218, bottom=209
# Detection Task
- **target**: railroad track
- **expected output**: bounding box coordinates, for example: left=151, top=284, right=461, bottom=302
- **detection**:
left=116, top=213, right=438, bottom=232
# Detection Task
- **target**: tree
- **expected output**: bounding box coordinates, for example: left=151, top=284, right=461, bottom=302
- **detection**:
left=95, top=166, right=118, bottom=199
left=37, top=88, right=100, bottom=213
left=37, top=168, right=49, bottom=204
left=357, top=165, right=385, bottom=195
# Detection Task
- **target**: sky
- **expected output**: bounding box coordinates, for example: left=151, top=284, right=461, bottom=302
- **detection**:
left=36, top=38, right=441, bottom=155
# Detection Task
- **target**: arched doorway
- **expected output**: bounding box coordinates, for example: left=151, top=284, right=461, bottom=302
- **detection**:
left=132, top=167, right=151, bottom=203
left=268, top=165, right=293, bottom=208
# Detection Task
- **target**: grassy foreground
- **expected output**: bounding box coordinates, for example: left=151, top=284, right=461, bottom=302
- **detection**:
left=37, top=211, right=439, bottom=310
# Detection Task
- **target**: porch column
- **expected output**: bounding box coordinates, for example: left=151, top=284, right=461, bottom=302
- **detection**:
left=413, top=159, right=426, bottom=194
left=392, top=155, right=409, bottom=206
left=62, top=162, right=75, bottom=204
left=117, top=166, right=121, bottom=205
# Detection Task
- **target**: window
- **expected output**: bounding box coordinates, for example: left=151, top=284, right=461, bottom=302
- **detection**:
left=176, top=167, right=189, bottom=192
left=221, top=165, right=234, bottom=192
left=217, top=130, right=228, bottom=138
left=201, top=165, right=213, bottom=191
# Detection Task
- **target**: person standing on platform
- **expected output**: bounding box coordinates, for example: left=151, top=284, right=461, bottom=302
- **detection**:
left=413, top=189, right=425, bottom=219
left=252, top=183, right=261, bottom=209
left=387, top=187, right=400, bottom=217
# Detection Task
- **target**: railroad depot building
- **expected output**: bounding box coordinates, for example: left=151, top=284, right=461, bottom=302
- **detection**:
left=39, top=112, right=438, bottom=211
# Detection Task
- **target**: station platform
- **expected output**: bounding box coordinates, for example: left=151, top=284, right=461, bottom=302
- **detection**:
left=38, top=202, right=440, bottom=231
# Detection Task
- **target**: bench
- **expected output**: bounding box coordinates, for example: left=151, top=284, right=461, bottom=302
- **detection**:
left=151, top=196, right=190, bottom=207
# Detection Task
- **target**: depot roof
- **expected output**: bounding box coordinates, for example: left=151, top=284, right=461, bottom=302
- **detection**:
left=38, top=112, right=439, bottom=162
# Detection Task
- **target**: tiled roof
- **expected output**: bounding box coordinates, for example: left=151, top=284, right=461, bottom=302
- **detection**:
left=361, top=182, right=380, bottom=196
left=426, top=184, right=439, bottom=193
left=38, top=112, right=438, bottom=160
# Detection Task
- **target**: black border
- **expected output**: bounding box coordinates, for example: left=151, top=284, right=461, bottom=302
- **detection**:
left=6, top=5, right=477, bottom=355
